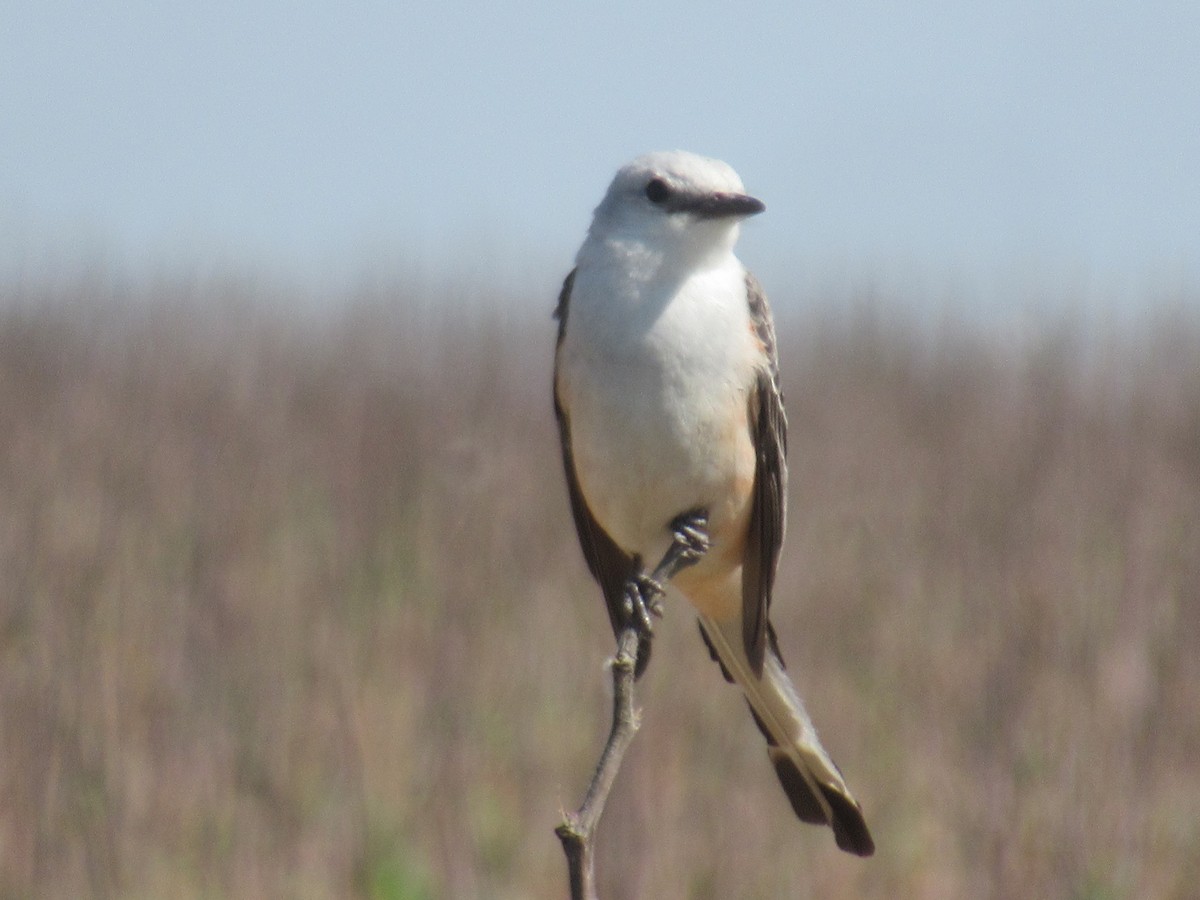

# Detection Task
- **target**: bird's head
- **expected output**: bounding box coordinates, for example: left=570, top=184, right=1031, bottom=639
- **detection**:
left=587, top=151, right=765, bottom=260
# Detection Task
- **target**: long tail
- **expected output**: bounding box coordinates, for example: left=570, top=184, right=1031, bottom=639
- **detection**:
left=698, top=614, right=874, bottom=856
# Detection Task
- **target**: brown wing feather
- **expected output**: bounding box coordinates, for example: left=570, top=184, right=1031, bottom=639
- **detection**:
left=741, top=272, right=788, bottom=678
left=553, top=270, right=649, bottom=677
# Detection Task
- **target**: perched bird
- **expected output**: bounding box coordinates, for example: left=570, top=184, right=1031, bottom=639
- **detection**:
left=553, top=150, right=874, bottom=856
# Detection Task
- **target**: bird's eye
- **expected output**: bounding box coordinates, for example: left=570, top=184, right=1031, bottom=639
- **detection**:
left=644, top=178, right=671, bottom=204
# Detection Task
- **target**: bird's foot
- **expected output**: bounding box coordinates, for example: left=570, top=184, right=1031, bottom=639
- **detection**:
left=623, top=573, right=666, bottom=638
left=651, top=509, right=711, bottom=583
left=621, top=509, right=711, bottom=638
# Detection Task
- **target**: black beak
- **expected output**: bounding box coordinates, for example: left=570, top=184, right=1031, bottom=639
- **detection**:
left=679, top=191, right=766, bottom=220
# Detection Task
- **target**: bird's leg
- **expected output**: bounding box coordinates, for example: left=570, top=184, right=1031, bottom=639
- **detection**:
left=654, top=508, right=711, bottom=581
left=622, top=508, right=711, bottom=637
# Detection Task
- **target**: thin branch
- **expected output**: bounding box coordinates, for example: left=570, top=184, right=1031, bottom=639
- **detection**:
left=556, top=511, right=709, bottom=900
left=555, top=624, right=642, bottom=900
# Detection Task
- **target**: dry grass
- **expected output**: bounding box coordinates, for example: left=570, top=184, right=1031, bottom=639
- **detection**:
left=0, top=276, right=1197, bottom=899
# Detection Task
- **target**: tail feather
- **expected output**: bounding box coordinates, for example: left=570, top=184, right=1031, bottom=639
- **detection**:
left=698, top=615, right=875, bottom=857
left=768, top=747, right=827, bottom=824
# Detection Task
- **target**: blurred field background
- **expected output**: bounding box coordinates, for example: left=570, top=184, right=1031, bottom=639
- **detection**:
left=1, top=274, right=1198, bottom=899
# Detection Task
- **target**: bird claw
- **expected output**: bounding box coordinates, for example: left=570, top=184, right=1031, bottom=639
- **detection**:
left=672, top=514, right=711, bottom=564
left=657, top=509, right=710, bottom=576
left=624, top=573, right=665, bottom=637
left=620, top=509, right=711, bottom=637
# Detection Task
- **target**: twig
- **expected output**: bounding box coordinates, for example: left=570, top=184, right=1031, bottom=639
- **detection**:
left=556, top=511, right=709, bottom=900
left=555, top=624, right=642, bottom=900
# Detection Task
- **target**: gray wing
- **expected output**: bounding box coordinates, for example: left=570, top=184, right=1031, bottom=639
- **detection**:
left=553, top=270, right=649, bottom=677
left=741, top=271, right=788, bottom=678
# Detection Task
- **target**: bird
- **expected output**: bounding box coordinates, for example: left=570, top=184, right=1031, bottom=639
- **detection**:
left=552, top=150, right=874, bottom=857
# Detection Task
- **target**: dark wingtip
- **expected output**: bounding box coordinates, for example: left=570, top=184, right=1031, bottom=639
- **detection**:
left=633, top=635, right=652, bottom=679
left=697, top=622, right=735, bottom=683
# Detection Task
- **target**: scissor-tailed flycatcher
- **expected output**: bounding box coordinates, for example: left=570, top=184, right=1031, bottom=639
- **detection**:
left=553, top=151, right=874, bottom=856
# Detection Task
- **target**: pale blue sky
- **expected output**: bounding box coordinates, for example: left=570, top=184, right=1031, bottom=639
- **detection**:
left=3, top=1, right=1198, bottom=315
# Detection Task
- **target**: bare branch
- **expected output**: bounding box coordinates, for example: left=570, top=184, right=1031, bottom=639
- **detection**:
left=555, top=625, right=642, bottom=900
left=556, top=511, right=709, bottom=900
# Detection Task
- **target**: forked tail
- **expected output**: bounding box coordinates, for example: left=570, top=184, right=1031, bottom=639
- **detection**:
left=698, top=615, right=874, bottom=856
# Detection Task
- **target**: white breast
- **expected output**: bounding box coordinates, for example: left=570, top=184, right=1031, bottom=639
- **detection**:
left=558, top=250, right=760, bottom=561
